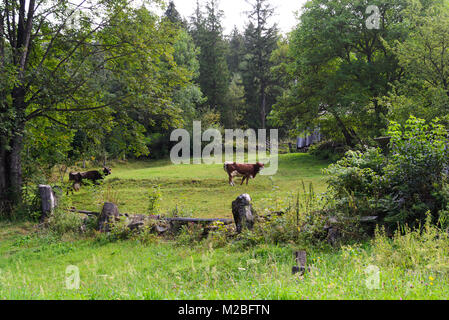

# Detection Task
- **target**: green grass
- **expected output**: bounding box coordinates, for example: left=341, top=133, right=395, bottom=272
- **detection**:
left=69, top=153, right=329, bottom=218
left=0, top=225, right=447, bottom=300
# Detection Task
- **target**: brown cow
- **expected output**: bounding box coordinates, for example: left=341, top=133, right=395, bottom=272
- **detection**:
left=224, top=162, right=265, bottom=186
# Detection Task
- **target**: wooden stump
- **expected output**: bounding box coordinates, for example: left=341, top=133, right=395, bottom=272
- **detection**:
left=292, top=250, right=307, bottom=275
left=98, top=202, right=120, bottom=232
left=232, top=194, right=254, bottom=233
left=39, top=185, right=57, bottom=222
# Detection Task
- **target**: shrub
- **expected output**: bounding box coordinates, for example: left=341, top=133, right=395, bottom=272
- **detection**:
left=233, top=183, right=329, bottom=248
left=383, top=117, right=449, bottom=225
left=324, top=116, right=449, bottom=228
left=324, top=147, right=387, bottom=217
left=176, top=223, right=205, bottom=245
left=205, top=221, right=233, bottom=249
left=107, top=216, right=136, bottom=241
left=148, top=185, right=162, bottom=215
left=46, top=209, right=84, bottom=236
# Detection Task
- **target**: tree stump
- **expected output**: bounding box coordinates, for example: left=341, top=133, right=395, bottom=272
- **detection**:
left=292, top=250, right=307, bottom=275
left=232, top=194, right=254, bottom=233
left=98, top=202, right=121, bottom=232
left=39, top=185, right=57, bottom=222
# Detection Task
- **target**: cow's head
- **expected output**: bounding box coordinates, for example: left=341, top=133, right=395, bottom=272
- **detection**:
left=103, top=167, right=112, bottom=176
left=256, top=162, right=265, bottom=171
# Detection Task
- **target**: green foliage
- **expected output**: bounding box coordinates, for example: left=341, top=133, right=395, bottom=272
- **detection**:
left=190, top=0, right=230, bottom=119
left=46, top=209, right=84, bottom=237
left=176, top=223, right=206, bottom=246
left=324, top=116, right=449, bottom=227
left=148, top=185, right=162, bottom=215
left=308, top=141, right=349, bottom=162
left=241, top=0, right=280, bottom=129
left=270, top=0, right=410, bottom=143
left=223, top=73, right=246, bottom=128
left=367, top=212, right=449, bottom=274
left=383, top=116, right=449, bottom=225
left=385, top=0, right=449, bottom=124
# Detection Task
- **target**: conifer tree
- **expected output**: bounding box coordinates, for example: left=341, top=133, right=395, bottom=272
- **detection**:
left=243, top=0, right=279, bottom=128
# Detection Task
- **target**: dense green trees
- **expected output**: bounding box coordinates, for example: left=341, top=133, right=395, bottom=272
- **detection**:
left=270, top=0, right=412, bottom=146
left=385, top=0, right=449, bottom=124
left=270, top=0, right=449, bottom=146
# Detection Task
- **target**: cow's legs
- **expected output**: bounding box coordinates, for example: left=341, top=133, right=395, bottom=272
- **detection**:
left=241, top=176, right=247, bottom=185
left=228, top=174, right=235, bottom=186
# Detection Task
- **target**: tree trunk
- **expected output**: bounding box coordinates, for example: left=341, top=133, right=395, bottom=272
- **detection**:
left=332, top=112, right=356, bottom=148
left=0, top=139, right=8, bottom=213
left=260, top=87, right=267, bottom=129
left=9, top=132, right=24, bottom=206
left=0, top=87, right=26, bottom=214
left=0, top=130, right=24, bottom=214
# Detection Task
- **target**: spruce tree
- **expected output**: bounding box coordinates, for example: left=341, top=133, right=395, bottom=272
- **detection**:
left=227, top=26, right=245, bottom=74
left=243, top=0, right=279, bottom=129
left=164, top=1, right=183, bottom=25
left=190, top=0, right=230, bottom=123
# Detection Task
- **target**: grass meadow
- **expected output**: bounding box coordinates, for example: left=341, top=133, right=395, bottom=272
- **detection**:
left=0, top=153, right=448, bottom=300
left=68, top=153, right=329, bottom=217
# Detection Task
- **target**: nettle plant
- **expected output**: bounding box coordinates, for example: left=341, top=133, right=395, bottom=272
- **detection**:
left=324, top=116, right=449, bottom=229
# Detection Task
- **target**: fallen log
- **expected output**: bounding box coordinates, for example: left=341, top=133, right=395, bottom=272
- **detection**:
left=163, top=217, right=233, bottom=224
left=67, top=208, right=233, bottom=224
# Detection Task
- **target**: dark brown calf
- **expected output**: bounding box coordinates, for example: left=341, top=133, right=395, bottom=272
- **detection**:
left=224, top=162, right=265, bottom=186
left=67, top=167, right=111, bottom=194
left=79, top=167, right=111, bottom=183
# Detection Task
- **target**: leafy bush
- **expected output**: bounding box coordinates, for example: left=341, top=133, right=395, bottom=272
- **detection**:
left=176, top=223, right=205, bottom=246
left=383, top=117, right=449, bottom=225
left=106, top=216, right=136, bottom=241
left=148, top=185, right=162, bottom=215
left=46, top=209, right=84, bottom=236
left=324, top=147, right=387, bottom=217
left=324, top=116, right=449, bottom=228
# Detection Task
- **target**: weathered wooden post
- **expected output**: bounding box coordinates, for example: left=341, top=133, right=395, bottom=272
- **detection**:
left=292, top=250, right=307, bottom=275
left=39, top=185, right=57, bottom=222
left=98, top=202, right=121, bottom=232
left=232, top=194, right=255, bottom=233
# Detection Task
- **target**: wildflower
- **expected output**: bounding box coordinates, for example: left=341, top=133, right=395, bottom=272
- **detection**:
left=429, top=276, right=434, bottom=281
